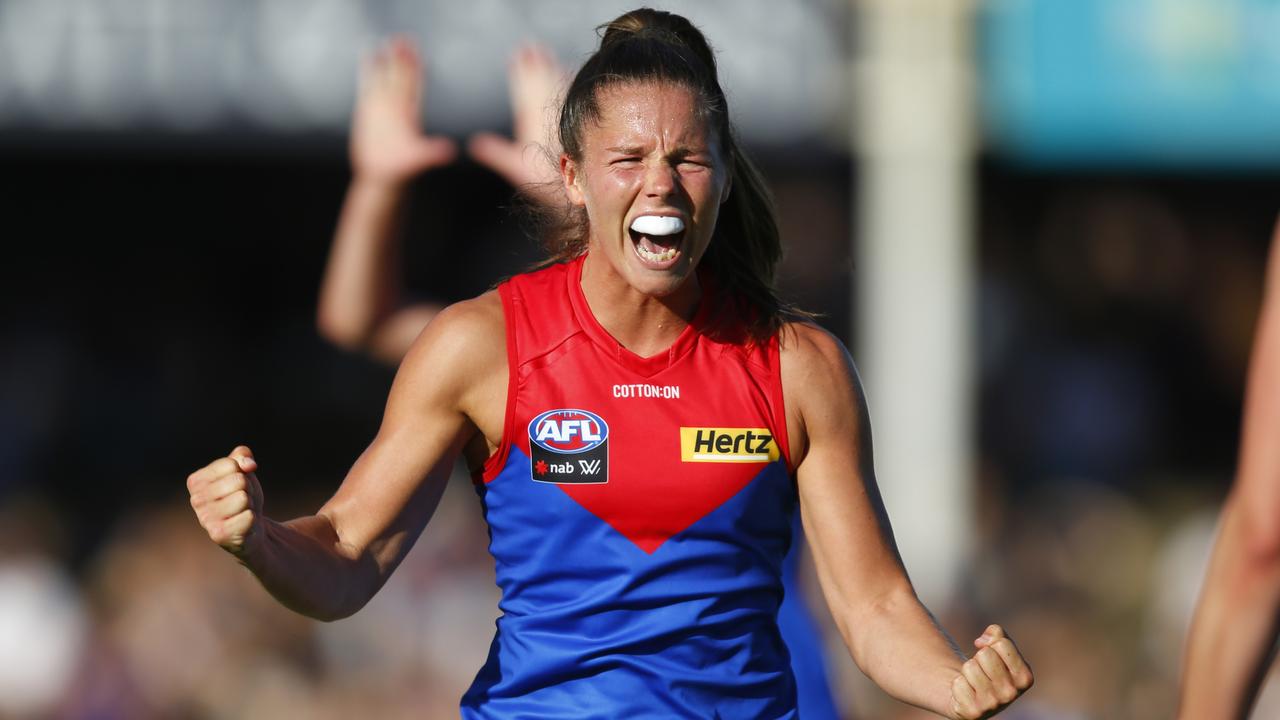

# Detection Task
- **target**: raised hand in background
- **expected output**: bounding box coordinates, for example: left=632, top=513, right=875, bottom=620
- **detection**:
left=318, top=38, right=566, bottom=363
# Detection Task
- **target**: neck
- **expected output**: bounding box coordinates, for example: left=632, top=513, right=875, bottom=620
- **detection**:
left=579, top=252, right=701, bottom=357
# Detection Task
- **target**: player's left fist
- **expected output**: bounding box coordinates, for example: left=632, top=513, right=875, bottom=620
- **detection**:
left=949, top=624, right=1033, bottom=719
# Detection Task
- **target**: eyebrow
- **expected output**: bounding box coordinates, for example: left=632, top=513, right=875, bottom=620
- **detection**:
left=604, top=145, right=710, bottom=156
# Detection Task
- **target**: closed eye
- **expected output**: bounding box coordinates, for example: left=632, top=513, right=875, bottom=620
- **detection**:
left=671, top=151, right=714, bottom=168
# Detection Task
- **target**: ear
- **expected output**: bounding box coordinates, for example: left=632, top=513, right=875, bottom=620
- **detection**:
left=561, top=154, right=585, bottom=207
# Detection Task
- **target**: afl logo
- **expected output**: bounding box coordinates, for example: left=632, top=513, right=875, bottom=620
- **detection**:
left=528, top=409, right=609, bottom=484
left=529, top=409, right=608, bottom=454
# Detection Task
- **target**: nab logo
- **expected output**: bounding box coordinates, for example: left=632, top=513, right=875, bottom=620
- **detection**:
left=529, top=409, right=609, bottom=484
left=680, top=427, right=780, bottom=463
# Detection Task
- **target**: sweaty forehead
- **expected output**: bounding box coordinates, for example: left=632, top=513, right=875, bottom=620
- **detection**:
left=585, top=81, right=716, bottom=151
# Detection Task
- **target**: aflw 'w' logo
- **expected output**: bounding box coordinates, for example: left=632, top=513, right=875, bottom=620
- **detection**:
left=578, top=459, right=602, bottom=475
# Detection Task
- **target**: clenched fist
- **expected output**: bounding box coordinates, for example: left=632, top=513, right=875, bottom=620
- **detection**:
left=950, top=625, right=1034, bottom=719
left=187, top=445, right=264, bottom=559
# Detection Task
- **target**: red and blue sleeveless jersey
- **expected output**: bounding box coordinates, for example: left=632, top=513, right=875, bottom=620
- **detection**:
left=461, top=255, right=801, bottom=719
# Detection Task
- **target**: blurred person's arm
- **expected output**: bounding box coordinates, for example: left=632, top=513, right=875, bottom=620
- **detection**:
left=467, top=44, right=567, bottom=206
left=188, top=296, right=505, bottom=621
left=318, top=40, right=564, bottom=364
left=318, top=38, right=455, bottom=362
left=1179, top=220, right=1280, bottom=719
left=784, top=323, right=1033, bottom=719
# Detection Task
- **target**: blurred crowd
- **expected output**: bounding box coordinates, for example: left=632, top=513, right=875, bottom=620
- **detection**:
left=0, top=451, right=1273, bottom=719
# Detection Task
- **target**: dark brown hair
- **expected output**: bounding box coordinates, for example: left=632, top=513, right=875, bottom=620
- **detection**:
left=536, top=7, right=801, bottom=342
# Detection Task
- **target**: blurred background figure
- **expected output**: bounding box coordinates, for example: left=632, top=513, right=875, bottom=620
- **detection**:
left=0, top=498, right=86, bottom=718
left=1178, top=221, right=1280, bottom=719
left=2, top=0, right=1279, bottom=717
left=315, top=39, right=565, bottom=362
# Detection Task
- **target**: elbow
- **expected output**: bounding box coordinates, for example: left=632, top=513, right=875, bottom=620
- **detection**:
left=285, top=571, right=376, bottom=623
left=316, top=309, right=371, bottom=353
left=1212, top=492, right=1280, bottom=595
left=1238, top=501, right=1280, bottom=571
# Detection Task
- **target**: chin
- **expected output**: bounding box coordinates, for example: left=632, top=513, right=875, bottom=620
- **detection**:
left=626, top=265, right=696, bottom=298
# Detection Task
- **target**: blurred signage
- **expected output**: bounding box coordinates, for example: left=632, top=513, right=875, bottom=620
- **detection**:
left=981, top=0, right=1280, bottom=167
left=0, top=0, right=847, bottom=149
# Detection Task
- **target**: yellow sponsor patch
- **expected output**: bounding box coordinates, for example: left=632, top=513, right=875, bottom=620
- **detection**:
left=680, top=427, right=779, bottom=463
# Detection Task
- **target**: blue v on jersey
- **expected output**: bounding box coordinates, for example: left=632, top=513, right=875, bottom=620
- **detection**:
left=461, top=256, right=817, bottom=719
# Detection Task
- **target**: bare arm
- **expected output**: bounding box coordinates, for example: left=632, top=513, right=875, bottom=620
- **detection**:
left=782, top=323, right=1032, bottom=718
left=1179, top=221, right=1280, bottom=719
left=189, top=295, right=506, bottom=620
left=317, top=38, right=454, bottom=362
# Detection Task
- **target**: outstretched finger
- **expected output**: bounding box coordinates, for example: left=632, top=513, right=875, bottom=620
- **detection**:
left=508, top=42, right=565, bottom=145
left=359, top=43, right=390, bottom=93
left=411, top=135, right=458, bottom=170
left=385, top=36, right=422, bottom=104
left=510, top=41, right=559, bottom=78
left=468, top=133, right=523, bottom=180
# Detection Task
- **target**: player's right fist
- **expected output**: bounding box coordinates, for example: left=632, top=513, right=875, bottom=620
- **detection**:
left=187, top=445, right=264, bottom=559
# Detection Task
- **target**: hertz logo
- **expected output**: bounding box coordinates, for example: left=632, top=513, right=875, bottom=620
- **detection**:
left=680, top=428, right=779, bottom=463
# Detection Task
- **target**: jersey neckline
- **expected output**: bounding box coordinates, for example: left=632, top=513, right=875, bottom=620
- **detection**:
left=565, top=254, right=711, bottom=378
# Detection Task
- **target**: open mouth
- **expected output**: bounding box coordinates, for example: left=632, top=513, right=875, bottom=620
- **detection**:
left=629, top=215, right=686, bottom=267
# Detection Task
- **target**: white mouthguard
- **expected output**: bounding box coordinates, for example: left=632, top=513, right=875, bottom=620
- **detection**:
left=629, top=215, right=685, bottom=236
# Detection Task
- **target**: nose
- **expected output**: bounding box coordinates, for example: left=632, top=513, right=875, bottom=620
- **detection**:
left=643, top=160, right=677, bottom=198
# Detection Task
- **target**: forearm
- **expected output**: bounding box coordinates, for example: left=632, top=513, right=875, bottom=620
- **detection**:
left=841, top=584, right=966, bottom=717
left=317, top=176, right=411, bottom=350
left=1179, top=498, right=1280, bottom=719
left=237, top=513, right=382, bottom=622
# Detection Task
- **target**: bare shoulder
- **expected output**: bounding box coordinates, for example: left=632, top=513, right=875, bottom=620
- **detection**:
left=778, top=321, right=869, bottom=464
left=779, top=321, right=855, bottom=380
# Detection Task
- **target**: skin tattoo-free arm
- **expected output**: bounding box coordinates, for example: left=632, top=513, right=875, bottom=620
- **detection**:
left=782, top=322, right=1032, bottom=718
left=1179, top=220, right=1280, bottom=719
left=188, top=295, right=506, bottom=620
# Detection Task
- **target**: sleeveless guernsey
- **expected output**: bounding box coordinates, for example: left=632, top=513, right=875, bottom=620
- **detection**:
left=461, top=256, right=802, bottom=719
